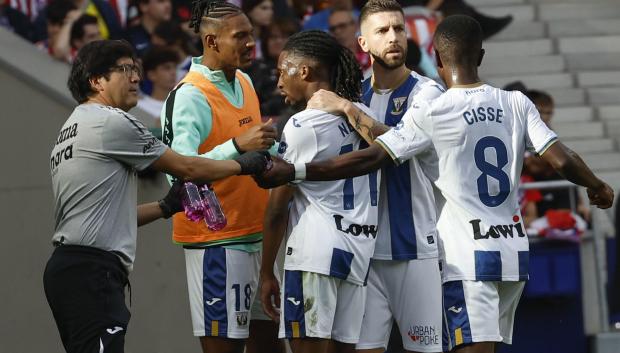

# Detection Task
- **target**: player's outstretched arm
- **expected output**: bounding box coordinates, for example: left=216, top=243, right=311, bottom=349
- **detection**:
left=254, top=144, right=392, bottom=189
left=541, top=141, right=614, bottom=208
left=307, top=89, right=390, bottom=144
left=151, top=148, right=270, bottom=184
left=260, top=186, right=295, bottom=321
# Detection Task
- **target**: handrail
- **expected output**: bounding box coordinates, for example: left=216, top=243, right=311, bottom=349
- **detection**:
left=521, top=179, right=610, bottom=334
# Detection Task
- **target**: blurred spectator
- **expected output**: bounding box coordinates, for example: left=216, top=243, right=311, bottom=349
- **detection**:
left=405, top=38, right=439, bottom=82
left=70, top=13, right=101, bottom=48
left=302, top=0, right=358, bottom=31
left=35, top=0, right=76, bottom=56
left=0, top=2, right=36, bottom=41
left=520, top=89, right=590, bottom=240
left=242, top=0, right=273, bottom=60
left=137, top=46, right=179, bottom=125
left=125, top=0, right=171, bottom=56
left=328, top=8, right=369, bottom=74
left=52, top=13, right=101, bottom=62
left=248, top=18, right=299, bottom=118
left=33, top=0, right=121, bottom=42
left=5, top=0, right=46, bottom=22
left=151, top=20, right=198, bottom=80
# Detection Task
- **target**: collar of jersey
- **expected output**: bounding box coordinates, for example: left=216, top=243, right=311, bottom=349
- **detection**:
left=451, top=82, right=485, bottom=88
left=370, top=69, right=412, bottom=94
left=189, top=56, right=236, bottom=85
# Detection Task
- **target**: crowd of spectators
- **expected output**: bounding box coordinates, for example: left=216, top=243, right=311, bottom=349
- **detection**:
left=1, top=0, right=515, bottom=120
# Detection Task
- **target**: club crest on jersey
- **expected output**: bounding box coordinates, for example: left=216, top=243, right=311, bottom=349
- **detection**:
left=236, top=312, right=248, bottom=326
left=470, top=215, right=526, bottom=240
left=391, top=97, right=407, bottom=115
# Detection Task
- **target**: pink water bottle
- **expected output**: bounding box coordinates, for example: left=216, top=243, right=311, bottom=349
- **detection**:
left=199, top=184, right=227, bottom=231
left=182, top=182, right=205, bottom=222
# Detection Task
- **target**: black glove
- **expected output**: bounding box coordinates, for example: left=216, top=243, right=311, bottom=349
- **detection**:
left=234, top=150, right=271, bottom=175
left=158, top=180, right=184, bottom=218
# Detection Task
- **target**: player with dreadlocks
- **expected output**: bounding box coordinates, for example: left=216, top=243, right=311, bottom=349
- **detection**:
left=259, top=30, right=379, bottom=353
left=160, top=1, right=281, bottom=353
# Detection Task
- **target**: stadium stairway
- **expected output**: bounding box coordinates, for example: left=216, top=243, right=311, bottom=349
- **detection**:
left=470, top=0, right=620, bottom=195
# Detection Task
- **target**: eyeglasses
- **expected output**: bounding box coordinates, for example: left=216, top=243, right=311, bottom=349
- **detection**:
left=329, top=20, right=355, bottom=33
left=110, top=63, right=142, bottom=79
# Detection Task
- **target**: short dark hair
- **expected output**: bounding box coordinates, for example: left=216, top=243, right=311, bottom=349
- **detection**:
left=68, top=40, right=137, bottom=103
left=283, top=30, right=362, bottom=102
left=527, top=90, right=554, bottom=106
left=46, top=0, right=77, bottom=25
left=142, top=46, right=179, bottom=73
left=433, top=15, right=482, bottom=66
left=359, top=0, right=403, bottom=26
left=70, top=14, right=98, bottom=46
left=189, top=0, right=243, bottom=33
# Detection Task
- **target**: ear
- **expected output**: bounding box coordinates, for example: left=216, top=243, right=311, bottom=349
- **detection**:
left=299, top=64, right=310, bottom=81
left=358, top=35, right=369, bottom=53
left=435, top=49, right=443, bottom=68
left=477, top=48, right=485, bottom=67
left=89, top=76, right=104, bottom=93
left=205, top=33, right=218, bottom=51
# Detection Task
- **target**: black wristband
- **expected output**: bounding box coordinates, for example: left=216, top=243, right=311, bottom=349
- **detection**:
left=158, top=199, right=175, bottom=219
left=232, top=138, right=244, bottom=154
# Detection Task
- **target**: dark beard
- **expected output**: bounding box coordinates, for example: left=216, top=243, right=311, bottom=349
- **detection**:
left=370, top=49, right=406, bottom=70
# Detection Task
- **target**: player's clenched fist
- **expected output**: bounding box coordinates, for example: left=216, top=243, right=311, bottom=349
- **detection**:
left=233, top=118, right=277, bottom=152
left=587, top=182, right=614, bottom=209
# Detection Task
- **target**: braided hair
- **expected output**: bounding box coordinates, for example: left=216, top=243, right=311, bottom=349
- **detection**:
left=189, top=0, right=242, bottom=33
left=284, top=30, right=362, bottom=102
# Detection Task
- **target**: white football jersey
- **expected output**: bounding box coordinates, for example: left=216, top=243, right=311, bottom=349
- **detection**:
left=281, top=105, right=380, bottom=286
left=361, top=72, right=444, bottom=260
left=376, top=84, right=557, bottom=282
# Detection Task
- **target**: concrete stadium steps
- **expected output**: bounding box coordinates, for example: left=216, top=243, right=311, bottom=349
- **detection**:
left=587, top=87, right=620, bottom=105
left=548, top=19, right=620, bottom=37
left=538, top=3, right=620, bottom=21
left=478, top=5, right=535, bottom=22
left=603, top=120, right=620, bottom=139
left=553, top=106, right=594, bottom=122
left=545, top=87, right=586, bottom=106
left=485, top=73, right=573, bottom=90
left=491, top=21, right=546, bottom=41
left=598, top=105, right=620, bottom=120
left=563, top=138, right=615, bottom=154
left=480, top=55, right=565, bottom=76
left=552, top=121, right=604, bottom=139
left=469, top=0, right=525, bottom=6
left=578, top=71, right=620, bottom=87
left=484, top=38, right=554, bottom=58
left=566, top=53, right=620, bottom=71
left=558, top=35, right=620, bottom=54
left=596, top=171, right=620, bottom=190
left=581, top=152, right=620, bottom=171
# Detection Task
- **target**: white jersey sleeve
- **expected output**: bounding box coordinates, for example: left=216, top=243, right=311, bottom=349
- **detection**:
left=376, top=98, right=433, bottom=164
left=520, top=93, right=558, bottom=154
